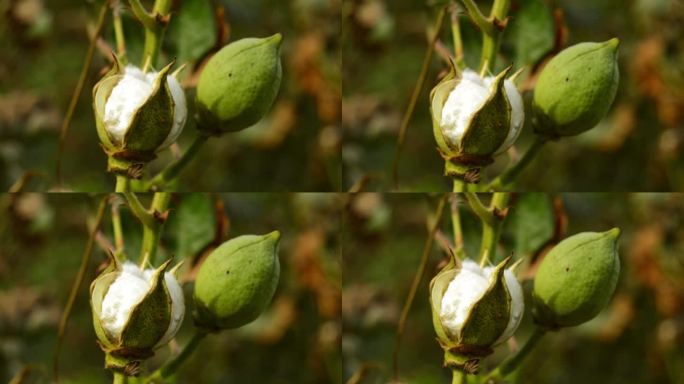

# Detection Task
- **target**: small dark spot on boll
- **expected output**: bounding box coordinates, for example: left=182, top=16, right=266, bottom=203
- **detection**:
left=565, top=77, right=569, bottom=82
left=226, top=270, right=230, bottom=274
left=565, top=267, right=570, bottom=272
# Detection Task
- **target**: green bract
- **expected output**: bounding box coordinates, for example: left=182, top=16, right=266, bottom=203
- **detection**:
left=533, top=38, right=620, bottom=137
left=195, top=34, right=283, bottom=134
left=532, top=228, right=621, bottom=328
left=193, top=231, right=281, bottom=330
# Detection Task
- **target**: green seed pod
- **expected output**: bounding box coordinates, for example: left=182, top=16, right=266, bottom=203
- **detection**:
left=533, top=38, right=620, bottom=137
left=532, top=228, right=621, bottom=328
left=193, top=231, right=281, bottom=330
left=195, top=34, right=283, bottom=134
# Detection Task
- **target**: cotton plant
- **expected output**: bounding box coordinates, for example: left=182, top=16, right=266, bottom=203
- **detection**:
left=76, top=0, right=283, bottom=192
left=45, top=192, right=283, bottom=384
left=392, top=193, right=622, bottom=384
left=393, top=0, right=621, bottom=191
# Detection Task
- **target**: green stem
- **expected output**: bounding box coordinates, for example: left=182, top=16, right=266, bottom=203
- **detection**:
left=112, top=0, right=126, bottom=60
left=477, top=192, right=510, bottom=264
left=453, top=178, right=465, bottom=193
left=488, top=136, right=547, bottom=190
left=450, top=4, right=465, bottom=69
left=113, top=371, right=126, bottom=384
left=461, top=0, right=492, bottom=35
left=479, top=0, right=510, bottom=73
left=450, top=195, right=464, bottom=256
left=141, top=0, right=172, bottom=68
left=111, top=200, right=125, bottom=260
left=146, top=330, right=207, bottom=382
left=464, top=192, right=495, bottom=225
left=123, top=192, right=156, bottom=228
left=115, top=175, right=130, bottom=192
left=145, top=134, right=208, bottom=191
left=487, top=327, right=546, bottom=380
left=452, top=369, right=467, bottom=384
left=139, top=192, right=171, bottom=265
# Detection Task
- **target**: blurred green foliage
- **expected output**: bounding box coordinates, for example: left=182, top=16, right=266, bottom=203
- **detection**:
left=343, top=0, right=684, bottom=191
left=0, top=193, right=341, bottom=383
left=343, top=193, right=684, bottom=383
left=0, top=0, right=341, bottom=191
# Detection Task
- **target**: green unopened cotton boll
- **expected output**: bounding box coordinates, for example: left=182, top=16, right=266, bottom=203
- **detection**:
left=193, top=231, right=280, bottom=330
left=532, top=228, right=621, bottom=328
left=195, top=34, right=283, bottom=134
left=533, top=39, right=620, bottom=137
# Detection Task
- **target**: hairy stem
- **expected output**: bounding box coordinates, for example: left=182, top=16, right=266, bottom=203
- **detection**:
left=393, top=195, right=448, bottom=380
left=142, top=0, right=172, bottom=67
left=488, top=136, right=547, bottom=190
left=450, top=195, right=464, bottom=257
left=392, top=6, right=447, bottom=190
left=464, top=192, right=495, bottom=225
left=487, top=327, right=546, bottom=380
left=146, top=330, right=207, bottom=382
left=145, top=133, right=208, bottom=191
left=450, top=4, right=465, bottom=69
left=111, top=200, right=125, bottom=260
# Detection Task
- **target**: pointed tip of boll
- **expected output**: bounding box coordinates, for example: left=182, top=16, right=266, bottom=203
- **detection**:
left=266, top=230, right=281, bottom=243
left=605, top=227, right=621, bottom=240
left=604, top=37, right=620, bottom=53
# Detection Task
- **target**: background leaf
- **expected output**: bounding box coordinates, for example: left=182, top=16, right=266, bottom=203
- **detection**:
left=505, top=193, right=555, bottom=258
left=169, top=0, right=217, bottom=65
left=507, top=0, right=555, bottom=66
left=173, top=193, right=216, bottom=259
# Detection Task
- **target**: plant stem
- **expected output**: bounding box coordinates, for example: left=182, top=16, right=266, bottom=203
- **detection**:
left=392, top=5, right=447, bottom=190
left=56, top=1, right=108, bottom=187
left=453, top=178, right=465, bottom=192
left=477, top=192, right=509, bottom=264
left=111, top=200, right=125, bottom=260
left=487, top=327, right=546, bottom=381
left=393, top=195, right=448, bottom=380
left=113, top=372, right=126, bottom=384
left=479, top=0, right=510, bottom=73
left=141, top=0, right=172, bottom=67
left=115, top=175, right=130, bottom=192
left=112, top=0, right=126, bottom=60
left=464, top=192, right=495, bottom=225
left=146, top=330, right=207, bottom=382
left=452, top=369, right=467, bottom=384
left=145, top=134, right=208, bottom=191
left=123, top=192, right=156, bottom=228
left=450, top=195, right=464, bottom=255
left=488, top=136, right=547, bottom=190
left=139, top=192, right=171, bottom=265
left=53, top=197, right=108, bottom=382
left=450, top=4, right=465, bottom=69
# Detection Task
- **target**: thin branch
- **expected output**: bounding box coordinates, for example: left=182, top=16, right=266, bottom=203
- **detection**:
left=53, top=196, right=108, bottom=382
left=393, top=195, right=448, bottom=380
left=56, top=2, right=108, bottom=187
left=392, top=6, right=448, bottom=190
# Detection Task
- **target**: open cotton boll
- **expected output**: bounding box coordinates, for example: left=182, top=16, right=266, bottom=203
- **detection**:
left=440, top=70, right=491, bottom=147
left=103, top=65, right=187, bottom=147
left=440, top=69, right=524, bottom=153
left=100, top=262, right=151, bottom=338
left=99, top=262, right=185, bottom=343
left=439, top=259, right=490, bottom=337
